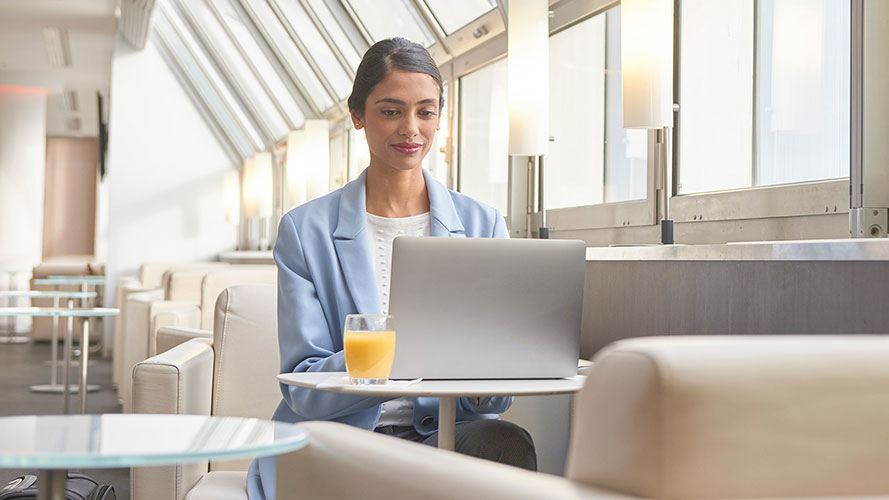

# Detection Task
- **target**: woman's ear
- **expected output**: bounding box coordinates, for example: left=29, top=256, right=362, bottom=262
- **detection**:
left=350, top=109, right=364, bottom=130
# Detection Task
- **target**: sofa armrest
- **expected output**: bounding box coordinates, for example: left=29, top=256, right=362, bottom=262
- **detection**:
left=149, top=303, right=201, bottom=356
left=156, top=326, right=213, bottom=355
left=276, top=421, right=642, bottom=500
left=132, top=338, right=214, bottom=500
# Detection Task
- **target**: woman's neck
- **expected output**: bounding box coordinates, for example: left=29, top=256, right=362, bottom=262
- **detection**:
left=365, top=164, right=430, bottom=218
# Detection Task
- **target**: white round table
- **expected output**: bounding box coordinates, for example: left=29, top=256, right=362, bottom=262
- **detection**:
left=0, top=308, right=118, bottom=414
left=0, top=414, right=307, bottom=500
left=278, top=372, right=586, bottom=451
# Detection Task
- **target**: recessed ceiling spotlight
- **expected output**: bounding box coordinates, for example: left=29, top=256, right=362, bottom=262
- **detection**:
left=43, top=28, right=72, bottom=67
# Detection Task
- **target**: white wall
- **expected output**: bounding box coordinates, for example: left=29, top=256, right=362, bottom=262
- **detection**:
left=0, top=90, right=47, bottom=269
left=0, top=89, right=47, bottom=332
left=104, top=34, right=237, bottom=331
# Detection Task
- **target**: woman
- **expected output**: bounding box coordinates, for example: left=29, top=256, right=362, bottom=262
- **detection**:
left=247, top=38, right=535, bottom=500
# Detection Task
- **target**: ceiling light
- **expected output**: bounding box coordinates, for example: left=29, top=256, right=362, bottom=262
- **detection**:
left=43, top=28, right=72, bottom=67
left=62, top=90, right=78, bottom=112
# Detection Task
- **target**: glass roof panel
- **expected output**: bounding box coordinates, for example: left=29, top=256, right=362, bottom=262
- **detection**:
left=306, top=0, right=363, bottom=71
left=346, top=0, right=436, bottom=47
left=179, top=0, right=290, bottom=140
left=245, top=0, right=334, bottom=111
left=211, top=0, right=305, bottom=130
left=275, top=1, right=354, bottom=99
left=159, top=0, right=264, bottom=153
left=424, top=0, right=496, bottom=35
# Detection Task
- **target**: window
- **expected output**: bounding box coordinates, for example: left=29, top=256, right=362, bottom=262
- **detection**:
left=422, top=83, right=449, bottom=187
left=424, top=0, right=496, bottom=35
left=275, top=0, right=353, bottom=99
left=458, top=58, right=508, bottom=214
left=678, top=0, right=849, bottom=194
left=245, top=0, right=334, bottom=111
left=306, top=0, right=363, bottom=71
left=211, top=0, right=306, bottom=130
left=156, top=1, right=264, bottom=155
left=346, top=0, right=436, bottom=47
left=545, top=8, right=648, bottom=210
left=180, top=0, right=292, bottom=140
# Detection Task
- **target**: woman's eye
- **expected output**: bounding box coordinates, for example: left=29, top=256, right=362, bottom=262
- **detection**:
left=419, top=110, right=437, bottom=118
left=382, top=109, right=398, bottom=117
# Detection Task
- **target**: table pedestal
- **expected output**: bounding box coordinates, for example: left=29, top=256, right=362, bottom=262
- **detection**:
left=438, top=397, right=456, bottom=451
left=37, top=469, right=66, bottom=500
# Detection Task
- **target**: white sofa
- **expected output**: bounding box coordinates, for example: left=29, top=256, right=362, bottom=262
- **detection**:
left=279, top=335, right=889, bottom=500
left=131, top=284, right=280, bottom=500
left=116, top=262, right=230, bottom=408
left=150, top=265, right=276, bottom=356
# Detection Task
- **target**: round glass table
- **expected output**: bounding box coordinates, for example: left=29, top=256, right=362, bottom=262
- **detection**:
left=0, top=291, right=96, bottom=346
left=33, top=277, right=105, bottom=287
left=0, top=308, right=118, bottom=414
left=0, top=414, right=307, bottom=500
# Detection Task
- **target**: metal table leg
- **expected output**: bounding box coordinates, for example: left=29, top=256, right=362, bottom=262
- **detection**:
left=62, top=300, right=73, bottom=414
left=80, top=317, right=90, bottom=414
left=37, top=469, right=66, bottom=500
left=438, top=396, right=456, bottom=451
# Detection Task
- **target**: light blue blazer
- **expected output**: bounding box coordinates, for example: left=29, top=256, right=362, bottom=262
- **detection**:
left=247, top=168, right=511, bottom=500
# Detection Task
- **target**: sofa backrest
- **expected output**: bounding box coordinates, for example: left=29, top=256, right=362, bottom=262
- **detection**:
left=566, top=335, right=889, bottom=499
left=210, top=284, right=280, bottom=472
left=199, top=266, right=277, bottom=330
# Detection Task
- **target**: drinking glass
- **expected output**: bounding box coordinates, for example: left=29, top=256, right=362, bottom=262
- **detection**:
left=343, top=314, right=396, bottom=385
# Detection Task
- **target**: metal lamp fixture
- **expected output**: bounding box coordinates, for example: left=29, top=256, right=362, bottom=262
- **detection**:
left=507, top=0, right=549, bottom=156
left=242, top=153, right=273, bottom=249
left=621, top=0, right=675, bottom=244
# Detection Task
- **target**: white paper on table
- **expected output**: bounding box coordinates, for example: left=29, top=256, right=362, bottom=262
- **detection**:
left=316, top=375, right=422, bottom=389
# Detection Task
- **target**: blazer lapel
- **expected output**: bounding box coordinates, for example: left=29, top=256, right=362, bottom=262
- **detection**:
left=424, top=169, right=466, bottom=238
left=333, top=170, right=381, bottom=315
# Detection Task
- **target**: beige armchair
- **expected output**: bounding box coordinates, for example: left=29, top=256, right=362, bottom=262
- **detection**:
left=278, top=335, right=889, bottom=500
left=131, top=284, right=280, bottom=500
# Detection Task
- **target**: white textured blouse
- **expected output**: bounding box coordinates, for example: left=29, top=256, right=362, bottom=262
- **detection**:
left=365, top=211, right=431, bottom=427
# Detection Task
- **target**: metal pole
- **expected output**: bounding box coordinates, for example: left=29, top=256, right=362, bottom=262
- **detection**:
left=80, top=317, right=90, bottom=414
left=37, top=469, right=67, bottom=500
left=50, top=296, right=59, bottom=386
left=63, top=300, right=73, bottom=414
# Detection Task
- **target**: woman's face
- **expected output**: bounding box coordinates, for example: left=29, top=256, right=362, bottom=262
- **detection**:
left=351, top=69, right=441, bottom=173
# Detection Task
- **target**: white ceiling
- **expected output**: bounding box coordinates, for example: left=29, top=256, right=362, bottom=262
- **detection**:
left=0, top=0, right=117, bottom=137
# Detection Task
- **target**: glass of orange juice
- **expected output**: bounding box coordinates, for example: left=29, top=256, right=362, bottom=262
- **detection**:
left=344, top=314, right=396, bottom=385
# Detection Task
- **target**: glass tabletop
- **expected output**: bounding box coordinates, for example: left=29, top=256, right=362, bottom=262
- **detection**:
left=0, top=414, right=307, bottom=469
left=0, top=307, right=119, bottom=317
left=33, top=278, right=105, bottom=286
left=47, top=276, right=105, bottom=280
left=0, top=291, right=97, bottom=299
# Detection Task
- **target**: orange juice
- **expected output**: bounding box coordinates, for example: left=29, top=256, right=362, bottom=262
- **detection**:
left=344, top=330, right=396, bottom=380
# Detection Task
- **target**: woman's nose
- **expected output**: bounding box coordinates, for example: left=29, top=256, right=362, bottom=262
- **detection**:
left=398, top=115, right=419, bottom=139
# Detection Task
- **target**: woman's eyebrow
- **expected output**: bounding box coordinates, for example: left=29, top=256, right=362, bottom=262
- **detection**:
left=374, top=97, right=437, bottom=105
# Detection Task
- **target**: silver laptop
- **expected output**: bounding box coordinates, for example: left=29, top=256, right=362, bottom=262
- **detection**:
left=388, top=237, right=586, bottom=380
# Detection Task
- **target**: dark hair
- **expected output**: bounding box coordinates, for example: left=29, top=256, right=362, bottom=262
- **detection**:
left=347, top=37, right=444, bottom=115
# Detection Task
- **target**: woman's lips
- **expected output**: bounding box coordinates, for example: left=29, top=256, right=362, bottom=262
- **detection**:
left=392, top=143, right=422, bottom=155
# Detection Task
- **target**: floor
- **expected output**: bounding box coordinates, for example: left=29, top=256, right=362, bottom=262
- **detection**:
left=0, top=336, right=130, bottom=498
